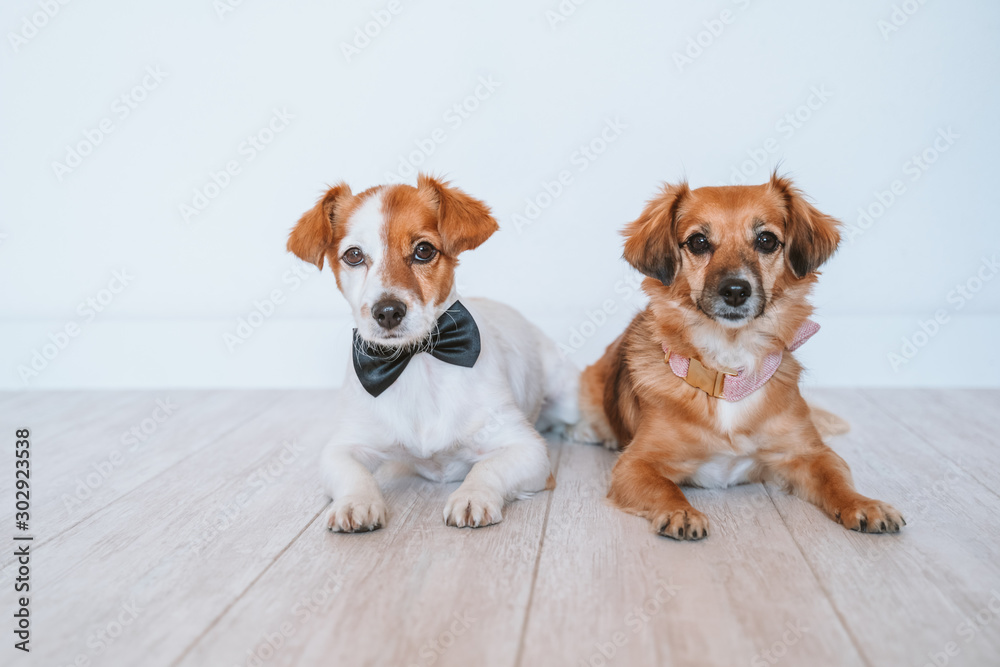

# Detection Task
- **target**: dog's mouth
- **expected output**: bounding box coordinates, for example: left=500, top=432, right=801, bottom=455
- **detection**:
left=357, top=312, right=439, bottom=349
left=356, top=334, right=429, bottom=358
left=696, top=299, right=766, bottom=327
left=712, top=310, right=757, bottom=327
left=358, top=328, right=424, bottom=348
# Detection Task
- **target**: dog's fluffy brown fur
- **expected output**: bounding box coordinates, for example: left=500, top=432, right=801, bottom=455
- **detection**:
left=578, top=174, right=903, bottom=540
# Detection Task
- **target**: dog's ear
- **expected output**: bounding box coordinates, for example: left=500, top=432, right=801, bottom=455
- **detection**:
left=287, top=183, right=352, bottom=270
left=770, top=174, right=841, bottom=278
left=418, top=174, right=499, bottom=256
left=622, top=182, right=689, bottom=286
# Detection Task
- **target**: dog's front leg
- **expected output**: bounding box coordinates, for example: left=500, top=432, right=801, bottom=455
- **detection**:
left=321, top=444, right=388, bottom=533
left=443, top=414, right=550, bottom=528
left=608, top=441, right=710, bottom=541
left=761, top=427, right=905, bottom=534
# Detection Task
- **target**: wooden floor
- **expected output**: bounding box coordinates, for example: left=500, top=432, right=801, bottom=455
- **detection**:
left=3, top=389, right=1000, bottom=667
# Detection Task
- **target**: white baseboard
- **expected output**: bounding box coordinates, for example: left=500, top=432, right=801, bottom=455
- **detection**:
left=1, top=314, right=996, bottom=389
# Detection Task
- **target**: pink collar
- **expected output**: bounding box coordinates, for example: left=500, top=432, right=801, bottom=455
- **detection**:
left=661, top=320, right=819, bottom=402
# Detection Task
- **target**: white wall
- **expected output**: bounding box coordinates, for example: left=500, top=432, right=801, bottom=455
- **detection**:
left=2, top=0, right=998, bottom=389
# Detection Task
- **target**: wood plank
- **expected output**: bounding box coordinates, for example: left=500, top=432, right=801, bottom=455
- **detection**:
left=518, top=441, right=864, bottom=667
left=0, top=391, right=284, bottom=551
left=5, top=389, right=999, bottom=667
left=173, top=444, right=565, bottom=667
left=0, top=390, right=48, bottom=412
left=0, top=391, right=335, bottom=667
left=0, top=391, right=134, bottom=435
left=772, top=389, right=1000, bottom=666
left=0, top=391, right=156, bottom=543
left=955, top=388, right=1000, bottom=427
left=1, top=392, right=151, bottom=588
left=862, top=388, right=1000, bottom=494
left=0, top=389, right=85, bottom=410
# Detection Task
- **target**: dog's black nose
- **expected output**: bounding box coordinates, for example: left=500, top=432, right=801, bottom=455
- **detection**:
left=718, top=279, right=752, bottom=307
left=372, top=299, right=407, bottom=330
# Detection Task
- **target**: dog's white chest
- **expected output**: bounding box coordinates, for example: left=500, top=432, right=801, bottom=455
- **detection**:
left=692, top=395, right=764, bottom=488
left=376, top=355, right=467, bottom=450
left=712, top=391, right=763, bottom=433
left=690, top=454, right=755, bottom=488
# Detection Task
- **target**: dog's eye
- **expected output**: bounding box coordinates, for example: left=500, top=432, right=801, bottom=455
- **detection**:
left=342, top=247, right=365, bottom=266
left=413, top=242, right=437, bottom=263
left=755, top=231, right=781, bottom=254
left=684, top=234, right=712, bottom=255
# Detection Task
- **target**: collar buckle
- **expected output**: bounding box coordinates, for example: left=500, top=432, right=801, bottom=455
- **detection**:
left=684, top=357, right=737, bottom=399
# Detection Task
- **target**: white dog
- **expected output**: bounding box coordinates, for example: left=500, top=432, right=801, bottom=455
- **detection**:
left=287, top=174, right=579, bottom=532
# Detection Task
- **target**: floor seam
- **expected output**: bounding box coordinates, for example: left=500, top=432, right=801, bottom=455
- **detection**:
left=859, top=389, right=1000, bottom=503
left=762, top=483, right=875, bottom=667
left=512, top=439, right=566, bottom=667
left=168, top=505, right=327, bottom=667
left=0, top=392, right=289, bottom=570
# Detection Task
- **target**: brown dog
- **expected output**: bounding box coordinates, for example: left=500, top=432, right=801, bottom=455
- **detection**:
left=577, top=174, right=904, bottom=540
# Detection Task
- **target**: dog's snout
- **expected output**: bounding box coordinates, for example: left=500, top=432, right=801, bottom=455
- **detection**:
left=718, top=278, right=752, bottom=307
left=373, top=299, right=407, bottom=330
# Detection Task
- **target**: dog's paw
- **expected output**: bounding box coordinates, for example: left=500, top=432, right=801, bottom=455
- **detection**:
left=326, top=495, right=387, bottom=533
left=651, top=507, right=710, bottom=541
left=565, top=421, right=620, bottom=450
left=836, top=498, right=905, bottom=533
left=443, top=487, right=504, bottom=528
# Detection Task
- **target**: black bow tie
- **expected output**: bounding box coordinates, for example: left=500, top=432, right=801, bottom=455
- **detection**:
left=352, top=300, right=481, bottom=397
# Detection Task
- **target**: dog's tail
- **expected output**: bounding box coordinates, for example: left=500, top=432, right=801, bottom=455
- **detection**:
left=808, top=403, right=851, bottom=438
